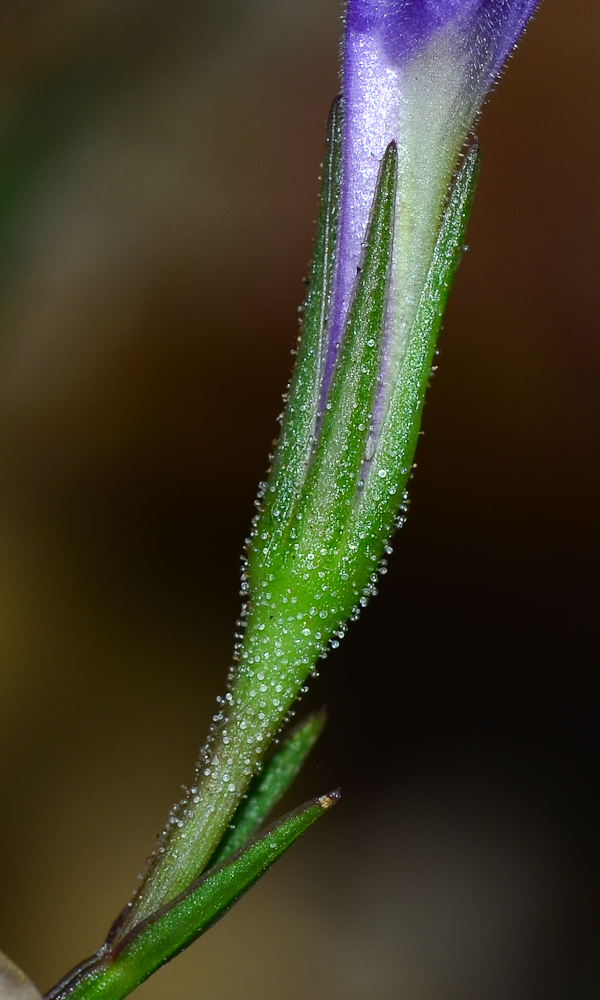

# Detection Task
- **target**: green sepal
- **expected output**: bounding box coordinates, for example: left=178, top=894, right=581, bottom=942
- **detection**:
left=45, top=792, right=339, bottom=1000
left=208, top=710, right=326, bottom=866
left=347, top=141, right=481, bottom=563
left=289, top=140, right=397, bottom=560
left=249, top=97, right=343, bottom=577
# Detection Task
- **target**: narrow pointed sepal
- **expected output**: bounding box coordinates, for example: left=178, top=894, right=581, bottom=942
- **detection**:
left=348, top=141, right=481, bottom=567
left=45, top=792, right=340, bottom=1000
left=248, top=97, right=343, bottom=579
left=291, top=140, right=397, bottom=557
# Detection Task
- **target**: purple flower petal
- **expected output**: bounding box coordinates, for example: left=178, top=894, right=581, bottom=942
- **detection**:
left=346, top=0, right=538, bottom=76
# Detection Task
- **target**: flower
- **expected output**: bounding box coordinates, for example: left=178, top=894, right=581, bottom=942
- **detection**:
left=228, top=2, right=540, bottom=866
left=124, top=0, right=540, bottom=924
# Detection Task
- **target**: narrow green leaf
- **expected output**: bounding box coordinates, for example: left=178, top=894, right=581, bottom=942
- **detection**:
left=46, top=792, right=340, bottom=1000
left=290, top=140, right=397, bottom=557
left=208, top=710, right=326, bottom=866
left=250, top=96, right=343, bottom=576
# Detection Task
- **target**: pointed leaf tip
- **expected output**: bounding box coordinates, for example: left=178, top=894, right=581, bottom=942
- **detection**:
left=318, top=788, right=341, bottom=809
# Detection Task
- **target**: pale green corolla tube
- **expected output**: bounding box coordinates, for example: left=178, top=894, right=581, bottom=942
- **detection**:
left=118, top=0, right=540, bottom=932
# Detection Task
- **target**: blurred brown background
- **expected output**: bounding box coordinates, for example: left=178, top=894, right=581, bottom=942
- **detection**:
left=0, top=1, right=597, bottom=998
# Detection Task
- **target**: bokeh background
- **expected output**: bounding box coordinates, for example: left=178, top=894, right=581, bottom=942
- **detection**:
left=0, top=1, right=597, bottom=998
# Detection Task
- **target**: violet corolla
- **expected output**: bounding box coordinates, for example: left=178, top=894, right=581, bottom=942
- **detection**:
left=336, top=0, right=539, bottom=413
